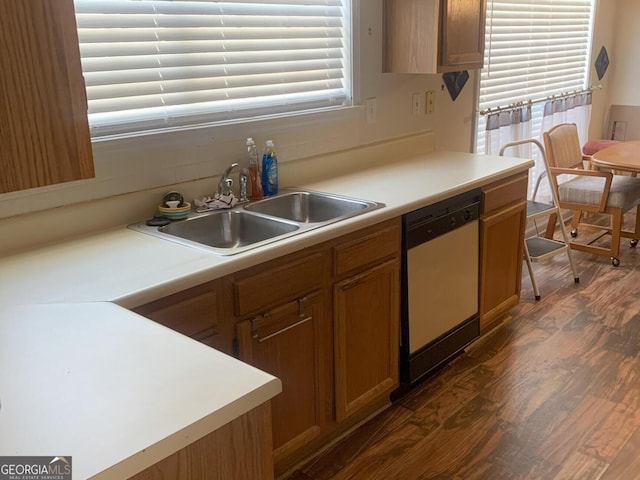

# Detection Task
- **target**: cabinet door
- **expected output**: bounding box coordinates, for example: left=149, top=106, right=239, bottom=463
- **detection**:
left=439, top=0, right=487, bottom=71
left=236, top=291, right=328, bottom=464
left=479, top=201, right=526, bottom=331
left=383, top=0, right=439, bottom=73
left=334, top=259, right=400, bottom=422
left=0, top=0, right=94, bottom=193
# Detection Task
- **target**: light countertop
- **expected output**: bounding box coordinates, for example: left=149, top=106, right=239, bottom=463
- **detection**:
left=0, top=303, right=281, bottom=480
left=0, top=151, right=533, bottom=309
left=0, top=150, right=532, bottom=479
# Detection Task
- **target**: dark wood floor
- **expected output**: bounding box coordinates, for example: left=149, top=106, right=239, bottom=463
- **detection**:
left=288, top=223, right=640, bottom=479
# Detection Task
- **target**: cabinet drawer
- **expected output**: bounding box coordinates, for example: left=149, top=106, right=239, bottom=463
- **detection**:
left=482, top=173, right=528, bottom=214
left=134, top=283, right=219, bottom=338
left=234, top=253, right=323, bottom=316
left=333, top=221, right=401, bottom=277
left=247, top=293, right=319, bottom=343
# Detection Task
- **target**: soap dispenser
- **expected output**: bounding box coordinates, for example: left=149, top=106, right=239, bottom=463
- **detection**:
left=246, top=137, right=263, bottom=200
left=261, top=139, right=278, bottom=197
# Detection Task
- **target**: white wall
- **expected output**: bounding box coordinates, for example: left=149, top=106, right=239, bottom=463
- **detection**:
left=589, top=0, right=640, bottom=139
left=589, top=0, right=618, bottom=139
left=606, top=0, right=640, bottom=107
left=0, top=1, right=475, bottom=221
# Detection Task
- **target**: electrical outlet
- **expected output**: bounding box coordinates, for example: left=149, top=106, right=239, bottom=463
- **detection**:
left=366, top=98, right=377, bottom=124
left=426, top=90, right=435, bottom=114
left=412, top=93, right=422, bottom=115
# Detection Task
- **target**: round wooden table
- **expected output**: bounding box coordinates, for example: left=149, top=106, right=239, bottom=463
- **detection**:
left=591, top=140, right=640, bottom=175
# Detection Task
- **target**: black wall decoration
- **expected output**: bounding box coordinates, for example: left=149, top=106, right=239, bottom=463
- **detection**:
left=595, top=46, right=609, bottom=81
left=442, top=71, right=469, bottom=101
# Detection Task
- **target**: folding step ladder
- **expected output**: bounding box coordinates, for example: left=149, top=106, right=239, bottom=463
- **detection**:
left=499, top=138, right=580, bottom=300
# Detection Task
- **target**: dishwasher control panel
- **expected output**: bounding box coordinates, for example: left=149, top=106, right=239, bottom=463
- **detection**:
left=403, top=189, right=481, bottom=249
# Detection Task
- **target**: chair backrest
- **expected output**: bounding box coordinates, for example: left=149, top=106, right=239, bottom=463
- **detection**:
left=543, top=123, right=584, bottom=169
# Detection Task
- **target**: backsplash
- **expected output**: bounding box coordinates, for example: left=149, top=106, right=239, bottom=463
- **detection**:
left=0, top=132, right=434, bottom=257
left=0, top=107, right=362, bottom=219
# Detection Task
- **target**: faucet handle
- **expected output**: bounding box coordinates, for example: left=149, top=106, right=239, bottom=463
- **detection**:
left=239, top=167, right=249, bottom=202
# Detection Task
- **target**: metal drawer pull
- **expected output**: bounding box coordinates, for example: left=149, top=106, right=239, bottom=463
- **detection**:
left=253, top=315, right=312, bottom=343
left=298, top=295, right=308, bottom=318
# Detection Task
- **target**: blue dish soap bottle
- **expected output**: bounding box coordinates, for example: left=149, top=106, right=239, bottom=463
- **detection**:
left=261, top=139, right=278, bottom=196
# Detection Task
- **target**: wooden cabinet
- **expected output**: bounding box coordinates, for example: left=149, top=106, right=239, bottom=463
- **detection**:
left=383, top=0, right=487, bottom=73
left=128, top=401, right=274, bottom=480
left=232, top=252, right=331, bottom=466
left=384, top=0, right=440, bottom=73
left=334, top=259, right=400, bottom=421
left=237, top=292, right=327, bottom=464
left=332, top=222, right=401, bottom=421
left=233, top=218, right=401, bottom=473
left=133, top=279, right=233, bottom=355
left=0, top=0, right=94, bottom=193
left=479, top=174, right=528, bottom=332
left=439, top=0, right=487, bottom=71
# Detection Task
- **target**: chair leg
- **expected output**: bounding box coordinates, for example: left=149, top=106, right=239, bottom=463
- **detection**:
left=633, top=204, right=640, bottom=239
left=620, top=204, right=640, bottom=248
left=571, top=210, right=582, bottom=233
left=610, top=208, right=623, bottom=260
left=545, top=212, right=557, bottom=239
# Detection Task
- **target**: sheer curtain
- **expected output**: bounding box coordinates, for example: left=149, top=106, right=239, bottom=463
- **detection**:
left=485, top=106, right=534, bottom=194
left=536, top=92, right=592, bottom=200
left=541, top=92, right=592, bottom=148
left=485, top=105, right=533, bottom=156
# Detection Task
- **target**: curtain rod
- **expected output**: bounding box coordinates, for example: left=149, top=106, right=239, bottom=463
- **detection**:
left=479, top=85, right=602, bottom=116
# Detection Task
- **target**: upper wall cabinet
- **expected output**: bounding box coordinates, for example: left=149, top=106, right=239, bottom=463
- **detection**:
left=383, top=0, right=487, bottom=74
left=0, top=0, right=94, bottom=194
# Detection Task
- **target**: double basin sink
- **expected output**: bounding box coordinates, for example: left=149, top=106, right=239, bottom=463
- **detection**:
left=129, top=189, right=384, bottom=255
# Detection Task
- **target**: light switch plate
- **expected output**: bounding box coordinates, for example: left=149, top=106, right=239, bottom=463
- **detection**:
left=412, top=93, right=422, bottom=115
left=366, top=98, right=377, bottom=124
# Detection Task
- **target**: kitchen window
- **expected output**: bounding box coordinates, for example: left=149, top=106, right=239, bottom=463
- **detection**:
left=475, top=0, right=596, bottom=155
left=74, top=0, right=352, bottom=139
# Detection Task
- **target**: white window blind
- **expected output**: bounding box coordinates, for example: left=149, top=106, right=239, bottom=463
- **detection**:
left=73, top=0, right=351, bottom=138
left=476, top=0, right=595, bottom=152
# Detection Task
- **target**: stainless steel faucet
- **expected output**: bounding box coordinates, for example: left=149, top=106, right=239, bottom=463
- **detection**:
left=217, top=162, right=238, bottom=196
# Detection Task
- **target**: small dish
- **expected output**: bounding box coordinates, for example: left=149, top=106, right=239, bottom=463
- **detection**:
left=158, top=202, right=191, bottom=220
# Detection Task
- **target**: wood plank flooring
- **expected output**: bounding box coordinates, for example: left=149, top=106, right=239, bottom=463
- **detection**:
left=287, top=223, right=640, bottom=479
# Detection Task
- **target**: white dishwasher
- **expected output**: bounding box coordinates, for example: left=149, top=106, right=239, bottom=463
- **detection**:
left=400, top=189, right=481, bottom=386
